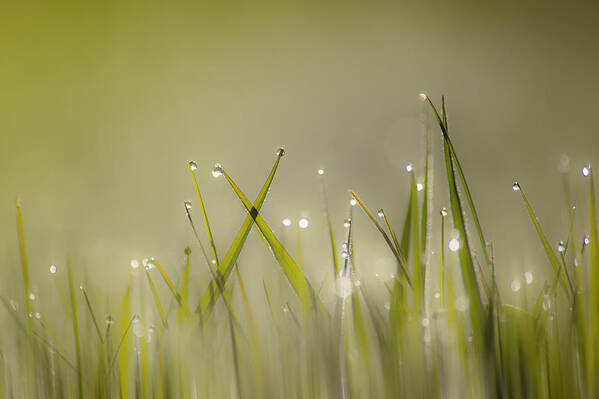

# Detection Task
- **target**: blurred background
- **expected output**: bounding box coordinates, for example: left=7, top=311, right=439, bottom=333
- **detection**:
left=1, top=0, right=598, bottom=299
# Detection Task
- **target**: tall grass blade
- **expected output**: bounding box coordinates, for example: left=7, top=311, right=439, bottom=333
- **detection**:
left=80, top=286, right=104, bottom=344
left=67, top=258, right=83, bottom=399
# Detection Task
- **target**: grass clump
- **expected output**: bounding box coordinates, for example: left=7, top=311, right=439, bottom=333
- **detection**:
left=1, top=95, right=597, bottom=398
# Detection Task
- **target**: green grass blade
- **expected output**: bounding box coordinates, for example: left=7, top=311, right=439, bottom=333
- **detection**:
left=428, top=98, right=485, bottom=346
left=587, top=168, right=599, bottom=393
left=189, top=163, right=220, bottom=265
left=220, top=168, right=315, bottom=311
left=195, top=153, right=282, bottom=317
left=515, top=184, right=571, bottom=297
left=145, top=270, right=168, bottom=327
left=426, top=97, right=491, bottom=269
left=319, top=173, right=340, bottom=277
left=349, top=191, right=412, bottom=287
left=152, top=259, right=190, bottom=316
left=80, top=286, right=104, bottom=344
left=15, top=200, right=32, bottom=333
left=410, top=174, right=423, bottom=315
left=67, top=258, right=83, bottom=399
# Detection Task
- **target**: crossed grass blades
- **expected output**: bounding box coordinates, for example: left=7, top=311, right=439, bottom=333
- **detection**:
left=2, top=96, right=598, bottom=398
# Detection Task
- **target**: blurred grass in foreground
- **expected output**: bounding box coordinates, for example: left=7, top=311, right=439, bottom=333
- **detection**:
left=1, top=96, right=597, bottom=398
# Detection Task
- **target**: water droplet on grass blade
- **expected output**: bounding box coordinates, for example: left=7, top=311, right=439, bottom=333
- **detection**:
left=317, top=168, right=324, bottom=175
left=582, top=165, right=591, bottom=177
left=341, top=250, right=349, bottom=259
left=276, top=147, right=285, bottom=157
left=29, top=292, right=36, bottom=301
left=511, top=279, right=521, bottom=292
left=448, top=238, right=460, bottom=252
left=184, top=200, right=192, bottom=210
left=105, top=315, right=114, bottom=325
left=440, top=208, right=448, bottom=217
left=49, top=264, right=57, bottom=274
left=212, top=164, right=223, bottom=178
left=583, top=236, right=590, bottom=246
left=349, top=199, right=357, bottom=206
left=416, top=183, right=424, bottom=191
left=335, top=276, right=353, bottom=298
left=405, top=164, right=414, bottom=173
left=418, top=93, right=427, bottom=102
left=343, top=218, right=351, bottom=228
left=524, top=271, right=533, bottom=285
left=377, top=209, right=384, bottom=218
left=558, top=241, right=566, bottom=252
left=512, top=181, right=520, bottom=191
left=130, top=259, right=139, bottom=269
left=282, top=218, right=292, bottom=227
left=298, top=218, right=310, bottom=229
left=188, top=160, right=198, bottom=171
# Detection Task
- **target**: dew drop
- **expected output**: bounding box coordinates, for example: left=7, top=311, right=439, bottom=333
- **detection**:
left=377, top=209, right=384, bottom=218
left=448, top=238, right=460, bottom=252
left=433, top=290, right=441, bottom=299
left=582, top=165, right=591, bottom=177
left=349, top=199, right=357, bottom=206
left=524, top=271, right=533, bottom=285
left=184, top=200, right=192, bottom=211
left=184, top=247, right=192, bottom=255
left=212, top=163, right=224, bottom=178
left=418, top=93, right=428, bottom=102
left=512, top=181, right=520, bottom=191
left=317, top=168, right=324, bottom=175
left=558, top=241, right=566, bottom=253
left=405, top=164, right=414, bottom=173
left=29, top=292, right=36, bottom=301
left=341, top=250, right=349, bottom=259
left=298, top=218, right=310, bottom=229
left=130, top=259, right=139, bottom=269
left=440, top=208, right=448, bottom=217
left=133, top=323, right=146, bottom=338
left=583, top=235, right=590, bottom=246
left=341, top=241, right=348, bottom=250
left=49, top=264, right=58, bottom=274
left=188, top=160, right=198, bottom=171
left=343, top=218, right=352, bottom=228
left=105, top=315, right=114, bottom=325
left=281, top=218, right=292, bottom=227
left=421, top=318, right=430, bottom=327
left=416, top=183, right=424, bottom=192
left=511, top=279, right=521, bottom=292
left=276, top=147, right=285, bottom=157
left=35, top=312, right=41, bottom=319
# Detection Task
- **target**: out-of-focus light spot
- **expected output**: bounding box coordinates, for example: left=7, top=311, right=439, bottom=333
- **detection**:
left=448, top=238, right=460, bottom=252
left=282, top=218, right=292, bottom=227
left=298, top=218, right=310, bottom=229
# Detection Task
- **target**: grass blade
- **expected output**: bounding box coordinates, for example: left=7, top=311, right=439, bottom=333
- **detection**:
left=80, top=286, right=104, bottom=344
left=349, top=191, right=412, bottom=287
left=67, top=258, right=83, bottom=399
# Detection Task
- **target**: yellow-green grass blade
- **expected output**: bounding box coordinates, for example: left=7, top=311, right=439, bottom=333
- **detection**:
left=189, top=163, right=220, bottom=265
left=319, top=173, right=340, bottom=277
left=515, top=184, right=571, bottom=298
left=145, top=270, right=167, bottom=327
left=426, top=97, right=491, bottom=267
left=196, top=154, right=282, bottom=317
left=349, top=191, right=412, bottom=287
left=15, top=200, right=32, bottom=333
left=118, top=275, right=132, bottom=398
left=80, top=286, right=104, bottom=344
left=152, top=259, right=190, bottom=317
left=181, top=248, right=191, bottom=309
left=410, top=174, right=423, bottom=315
left=220, top=169, right=315, bottom=312
left=111, top=315, right=135, bottom=369
left=67, top=258, right=84, bottom=399
left=587, top=168, right=599, bottom=393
